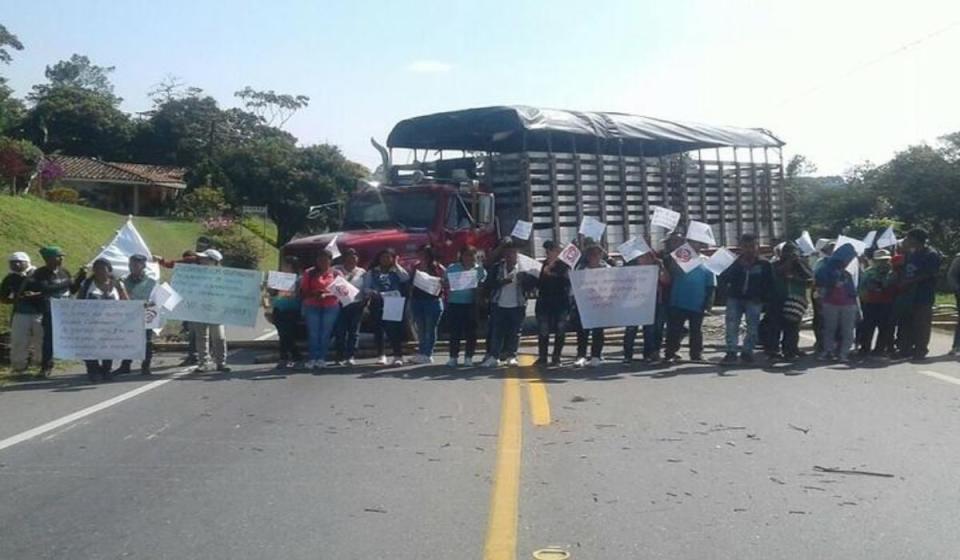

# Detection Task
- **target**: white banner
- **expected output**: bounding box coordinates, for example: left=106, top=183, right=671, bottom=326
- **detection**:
left=570, top=266, right=658, bottom=329
left=510, top=220, right=533, bottom=240
left=447, top=269, right=479, bottom=291
left=651, top=206, right=681, bottom=231
left=267, top=271, right=298, bottom=291
left=862, top=230, right=877, bottom=248
left=52, top=299, right=146, bottom=360
left=167, top=264, right=262, bottom=327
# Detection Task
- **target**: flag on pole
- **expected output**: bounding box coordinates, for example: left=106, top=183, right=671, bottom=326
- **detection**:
left=90, top=217, right=159, bottom=280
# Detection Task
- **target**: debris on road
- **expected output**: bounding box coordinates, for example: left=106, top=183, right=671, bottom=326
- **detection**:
left=570, top=395, right=588, bottom=403
left=666, top=458, right=683, bottom=463
left=769, top=476, right=786, bottom=485
left=788, top=510, right=807, bottom=515
left=363, top=507, right=388, bottom=514
left=789, top=423, right=811, bottom=434
left=813, top=465, right=895, bottom=478
left=709, top=424, right=746, bottom=432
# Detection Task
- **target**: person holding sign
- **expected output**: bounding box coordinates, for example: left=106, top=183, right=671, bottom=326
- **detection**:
left=664, top=242, right=715, bottom=363
left=75, top=258, right=129, bottom=382
left=29, top=246, right=76, bottom=377
left=766, top=242, right=812, bottom=361
left=571, top=243, right=610, bottom=367
left=113, top=254, right=157, bottom=376
left=815, top=243, right=859, bottom=362
left=300, top=249, right=342, bottom=370
left=333, top=249, right=367, bottom=366
left=535, top=241, right=571, bottom=367
left=363, top=248, right=410, bottom=366
left=267, top=255, right=303, bottom=369
left=623, top=249, right=670, bottom=364
left=188, top=249, right=232, bottom=373
left=408, top=245, right=446, bottom=364
left=481, top=240, right=536, bottom=367
left=444, top=246, right=487, bottom=367
left=718, top=234, right=773, bottom=365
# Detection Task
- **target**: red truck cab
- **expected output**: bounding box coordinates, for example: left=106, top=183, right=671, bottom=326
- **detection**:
left=282, top=182, right=498, bottom=269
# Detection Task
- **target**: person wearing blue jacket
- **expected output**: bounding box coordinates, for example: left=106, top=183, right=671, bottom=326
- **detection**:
left=363, top=248, right=410, bottom=366
left=815, top=243, right=859, bottom=362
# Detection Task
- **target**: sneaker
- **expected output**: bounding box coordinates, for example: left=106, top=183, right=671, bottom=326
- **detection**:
left=465, top=356, right=477, bottom=367
left=588, top=357, right=602, bottom=367
left=313, top=360, right=326, bottom=371
left=663, top=353, right=680, bottom=363
left=179, top=356, right=198, bottom=367
left=392, top=357, right=404, bottom=367
left=112, top=366, right=132, bottom=377
left=574, top=357, right=587, bottom=368
left=480, top=356, right=499, bottom=368
left=334, top=360, right=344, bottom=366
left=346, top=358, right=356, bottom=366
left=817, top=353, right=832, bottom=362
left=721, top=352, right=738, bottom=365
left=39, top=368, right=52, bottom=378
left=767, top=353, right=784, bottom=363
left=193, top=363, right=211, bottom=373
left=506, top=357, right=519, bottom=366
left=740, top=352, right=754, bottom=364
left=533, top=357, right=548, bottom=367
left=377, top=355, right=389, bottom=366
left=216, top=363, right=231, bottom=373
left=446, top=357, right=459, bottom=368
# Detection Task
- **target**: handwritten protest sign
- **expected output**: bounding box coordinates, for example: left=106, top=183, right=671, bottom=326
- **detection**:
left=267, top=271, right=297, bottom=291
left=517, top=253, right=542, bottom=277
left=796, top=231, right=816, bottom=256
left=382, top=295, right=405, bottom=322
left=167, top=263, right=262, bottom=327
left=670, top=243, right=702, bottom=274
left=703, top=247, right=737, bottom=276
left=330, top=275, right=360, bottom=305
left=447, top=269, right=479, bottom=291
left=876, top=226, right=897, bottom=249
left=558, top=243, right=582, bottom=269
left=686, top=220, right=716, bottom=246
left=651, top=206, right=681, bottom=231
left=413, top=270, right=443, bottom=296
left=52, top=299, right=146, bottom=360
left=579, top=216, right=606, bottom=241
left=570, top=265, right=658, bottom=329
left=511, top=220, right=533, bottom=240
left=617, top=237, right=652, bottom=262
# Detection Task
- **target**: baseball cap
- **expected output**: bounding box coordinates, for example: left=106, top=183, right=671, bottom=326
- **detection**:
left=8, top=251, right=30, bottom=263
left=129, top=253, right=149, bottom=263
left=39, top=246, right=65, bottom=258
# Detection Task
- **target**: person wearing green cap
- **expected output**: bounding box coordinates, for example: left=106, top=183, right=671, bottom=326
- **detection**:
left=27, top=246, right=75, bottom=376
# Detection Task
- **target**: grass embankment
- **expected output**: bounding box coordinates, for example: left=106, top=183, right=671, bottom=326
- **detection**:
left=0, top=194, right=278, bottom=336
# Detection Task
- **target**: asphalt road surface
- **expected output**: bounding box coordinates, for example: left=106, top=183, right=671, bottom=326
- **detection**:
left=1, top=329, right=959, bottom=560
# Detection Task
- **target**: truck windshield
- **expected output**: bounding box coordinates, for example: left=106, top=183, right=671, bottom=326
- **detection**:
left=342, top=191, right=437, bottom=230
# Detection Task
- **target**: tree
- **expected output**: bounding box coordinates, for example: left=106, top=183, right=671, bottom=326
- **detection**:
left=146, top=74, right=204, bottom=107
left=30, top=54, right=121, bottom=104
left=0, top=23, right=23, bottom=65
left=21, top=86, right=132, bottom=158
left=0, top=136, right=42, bottom=194
left=234, top=86, right=309, bottom=128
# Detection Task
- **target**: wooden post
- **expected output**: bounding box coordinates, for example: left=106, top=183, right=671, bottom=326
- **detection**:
left=716, top=148, right=726, bottom=246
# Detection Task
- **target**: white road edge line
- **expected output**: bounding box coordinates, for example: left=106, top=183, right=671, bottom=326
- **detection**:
left=0, top=368, right=193, bottom=453
left=254, top=329, right=278, bottom=341
left=917, top=369, right=960, bottom=386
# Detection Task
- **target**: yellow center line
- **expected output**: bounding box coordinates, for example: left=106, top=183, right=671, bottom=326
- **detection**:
left=524, top=372, right=552, bottom=427
left=483, top=375, right=523, bottom=560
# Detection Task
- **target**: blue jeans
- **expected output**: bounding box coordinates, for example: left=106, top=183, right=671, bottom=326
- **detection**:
left=411, top=297, right=443, bottom=357
left=624, top=304, right=665, bottom=360
left=725, top=298, right=762, bottom=354
left=304, top=305, right=340, bottom=362
left=490, top=306, right=525, bottom=360
left=334, top=302, right=365, bottom=360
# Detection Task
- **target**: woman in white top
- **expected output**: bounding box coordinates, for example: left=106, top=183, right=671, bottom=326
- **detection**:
left=76, top=258, right=128, bottom=383
left=333, top=248, right=367, bottom=365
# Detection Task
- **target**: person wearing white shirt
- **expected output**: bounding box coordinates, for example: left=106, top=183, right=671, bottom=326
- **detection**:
left=333, top=248, right=367, bottom=365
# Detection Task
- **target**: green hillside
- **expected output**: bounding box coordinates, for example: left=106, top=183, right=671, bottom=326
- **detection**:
left=0, top=195, right=278, bottom=334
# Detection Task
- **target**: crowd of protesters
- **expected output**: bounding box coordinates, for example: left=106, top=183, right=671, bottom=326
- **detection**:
left=3, top=226, right=959, bottom=379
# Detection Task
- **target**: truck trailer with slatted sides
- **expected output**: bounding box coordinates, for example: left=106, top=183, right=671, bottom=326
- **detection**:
left=282, top=105, right=786, bottom=265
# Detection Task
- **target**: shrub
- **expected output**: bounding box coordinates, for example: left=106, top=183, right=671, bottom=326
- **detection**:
left=202, top=218, right=262, bottom=269
left=173, top=186, right=228, bottom=219
left=45, top=186, right=82, bottom=204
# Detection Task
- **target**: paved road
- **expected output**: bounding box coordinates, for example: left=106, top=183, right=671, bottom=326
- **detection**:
left=1, top=330, right=959, bottom=559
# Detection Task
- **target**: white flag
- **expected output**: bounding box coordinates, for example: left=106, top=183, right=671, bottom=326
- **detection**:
left=326, top=235, right=341, bottom=260
left=796, top=231, right=816, bottom=256
left=90, top=218, right=159, bottom=280
left=862, top=230, right=877, bottom=248
left=836, top=234, right=866, bottom=256
left=876, top=226, right=897, bottom=249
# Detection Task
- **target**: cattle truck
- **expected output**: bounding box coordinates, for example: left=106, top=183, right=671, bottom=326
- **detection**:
left=281, top=105, right=786, bottom=265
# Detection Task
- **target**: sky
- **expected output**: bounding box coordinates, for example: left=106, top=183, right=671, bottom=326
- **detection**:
left=3, top=0, right=960, bottom=175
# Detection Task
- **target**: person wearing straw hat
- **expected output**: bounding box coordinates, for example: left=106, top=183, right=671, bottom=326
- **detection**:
left=1, top=252, right=42, bottom=375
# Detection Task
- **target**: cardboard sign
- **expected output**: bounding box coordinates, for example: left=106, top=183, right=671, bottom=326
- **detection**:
left=670, top=243, right=702, bottom=274
left=511, top=220, right=533, bottom=241
left=578, top=216, right=606, bottom=241
left=836, top=235, right=866, bottom=256
left=558, top=243, right=582, bottom=269
left=329, top=275, right=360, bottom=305
left=516, top=253, right=542, bottom=277
left=382, top=295, right=405, bottom=322
left=703, top=247, right=737, bottom=276
left=617, top=237, right=653, bottom=263
left=570, top=265, right=658, bottom=329
left=796, top=231, right=816, bottom=256
left=686, top=220, right=716, bottom=246
left=651, top=206, right=681, bottom=231
left=876, top=226, right=897, bottom=249
left=267, top=271, right=297, bottom=291
left=52, top=299, right=146, bottom=360
left=447, top=269, right=479, bottom=291
left=413, top=270, right=442, bottom=296
left=167, top=264, right=262, bottom=327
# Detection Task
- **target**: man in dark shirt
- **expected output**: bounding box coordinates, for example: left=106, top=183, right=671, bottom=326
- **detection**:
left=898, top=229, right=942, bottom=360
left=535, top=241, right=571, bottom=366
left=720, top=233, right=773, bottom=364
left=1, top=252, right=44, bottom=374
left=28, top=246, right=75, bottom=376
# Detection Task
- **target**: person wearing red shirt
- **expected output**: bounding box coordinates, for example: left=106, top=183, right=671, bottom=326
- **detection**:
left=299, top=249, right=341, bottom=370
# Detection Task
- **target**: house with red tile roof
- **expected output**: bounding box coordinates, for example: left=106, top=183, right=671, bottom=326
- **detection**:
left=47, top=155, right=187, bottom=215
